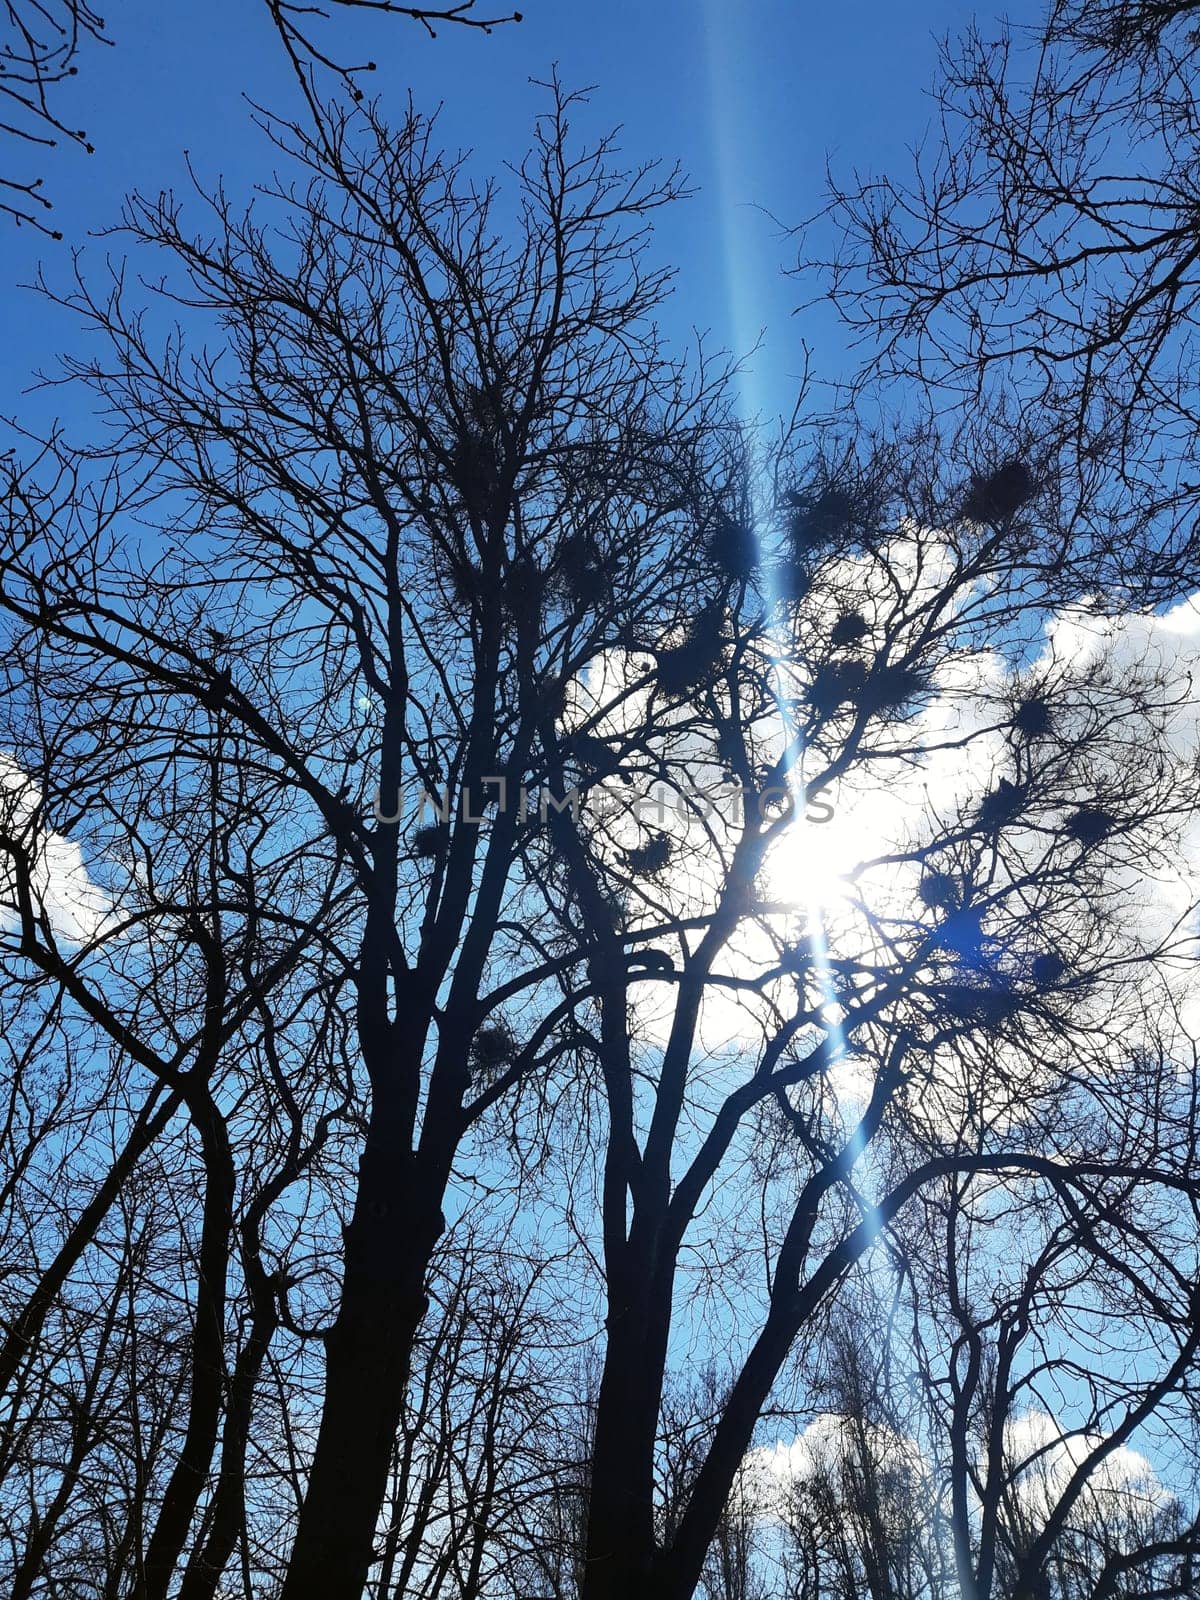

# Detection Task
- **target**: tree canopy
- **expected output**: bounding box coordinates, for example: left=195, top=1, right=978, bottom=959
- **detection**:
left=2, top=6, right=1200, bottom=1600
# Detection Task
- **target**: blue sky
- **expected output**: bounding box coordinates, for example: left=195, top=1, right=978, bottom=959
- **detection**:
left=3, top=0, right=1196, bottom=1531
left=0, top=0, right=1044, bottom=431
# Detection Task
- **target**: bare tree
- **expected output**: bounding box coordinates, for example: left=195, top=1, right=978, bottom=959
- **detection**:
left=534, top=430, right=1200, bottom=1600
left=0, top=520, right=352, bottom=1600
left=0, top=0, right=520, bottom=236
left=0, top=1, right=105, bottom=231
left=370, top=1236, right=577, bottom=1600
left=3, top=52, right=1200, bottom=1600
left=811, top=0, right=1200, bottom=603
left=0, top=80, right=730, bottom=1600
left=772, top=1152, right=1200, bottom=1600
left=902, top=1141, right=1200, bottom=1600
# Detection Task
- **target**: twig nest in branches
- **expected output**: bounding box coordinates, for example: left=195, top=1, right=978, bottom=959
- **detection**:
left=807, top=658, right=869, bottom=717
left=1013, top=695, right=1054, bottom=738
left=412, top=823, right=449, bottom=860
left=450, top=559, right=483, bottom=608
left=935, top=979, right=1022, bottom=1026
left=977, top=776, right=1026, bottom=829
left=625, top=948, right=675, bottom=975
left=450, top=383, right=507, bottom=514
left=625, top=832, right=673, bottom=878
left=655, top=618, right=725, bottom=697
left=772, top=556, right=811, bottom=606
left=935, top=905, right=988, bottom=966
left=1031, top=951, right=1067, bottom=986
left=538, top=678, right=569, bottom=721
left=962, top=460, right=1036, bottom=524
left=565, top=731, right=627, bottom=780
left=554, top=532, right=609, bottom=606
left=786, top=486, right=858, bottom=552
left=706, top=514, right=758, bottom=581
left=918, top=870, right=960, bottom=911
left=200, top=668, right=233, bottom=709
left=452, top=431, right=503, bottom=516
left=1064, top=806, right=1116, bottom=846
left=469, top=1022, right=515, bottom=1075
left=502, top=557, right=546, bottom=623
left=830, top=610, right=870, bottom=648
left=858, top=662, right=932, bottom=718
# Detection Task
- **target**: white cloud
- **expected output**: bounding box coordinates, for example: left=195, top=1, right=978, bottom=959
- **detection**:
left=560, top=579, right=1200, bottom=1138
left=1003, top=1409, right=1169, bottom=1520
left=0, top=757, right=112, bottom=948
left=742, top=1412, right=929, bottom=1522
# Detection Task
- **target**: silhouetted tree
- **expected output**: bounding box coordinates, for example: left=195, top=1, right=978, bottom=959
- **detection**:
left=3, top=49, right=1200, bottom=1600
left=0, top=80, right=730, bottom=1600
left=0, top=0, right=520, bottom=235
left=813, top=0, right=1200, bottom=604
left=544, top=433, right=1200, bottom=1600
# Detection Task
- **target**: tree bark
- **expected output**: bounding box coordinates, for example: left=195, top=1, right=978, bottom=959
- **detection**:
left=581, top=1317, right=665, bottom=1600
left=137, top=1093, right=236, bottom=1600
left=175, top=1297, right=275, bottom=1600
left=277, top=1136, right=445, bottom=1600
left=581, top=1194, right=676, bottom=1600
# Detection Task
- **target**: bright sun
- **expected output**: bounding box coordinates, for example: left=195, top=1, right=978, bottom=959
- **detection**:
left=765, top=811, right=860, bottom=917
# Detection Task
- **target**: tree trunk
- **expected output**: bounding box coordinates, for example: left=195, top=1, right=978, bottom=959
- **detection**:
left=175, top=1300, right=275, bottom=1600
left=137, top=1094, right=236, bottom=1600
left=582, top=1363, right=660, bottom=1599
left=278, top=1140, right=444, bottom=1600
left=581, top=1260, right=672, bottom=1600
